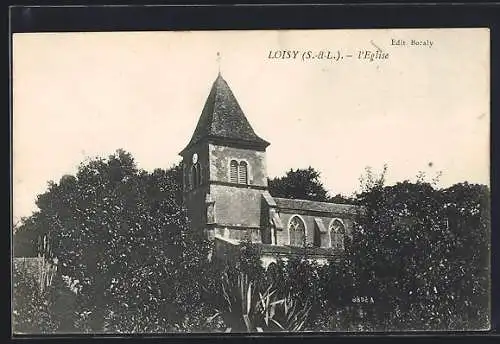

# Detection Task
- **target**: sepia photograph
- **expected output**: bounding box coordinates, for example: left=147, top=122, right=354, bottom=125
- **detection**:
left=12, top=28, right=490, bottom=334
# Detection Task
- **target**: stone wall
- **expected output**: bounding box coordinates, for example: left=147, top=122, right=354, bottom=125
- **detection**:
left=184, top=184, right=210, bottom=231
left=210, top=184, right=265, bottom=229
left=209, top=143, right=267, bottom=186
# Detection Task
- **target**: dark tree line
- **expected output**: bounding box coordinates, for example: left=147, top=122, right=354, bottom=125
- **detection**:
left=12, top=151, right=490, bottom=333
left=351, top=179, right=490, bottom=330
left=268, top=166, right=355, bottom=204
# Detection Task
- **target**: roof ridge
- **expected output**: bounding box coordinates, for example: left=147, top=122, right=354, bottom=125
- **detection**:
left=273, top=197, right=357, bottom=207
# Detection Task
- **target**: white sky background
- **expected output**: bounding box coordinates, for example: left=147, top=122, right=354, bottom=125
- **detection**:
left=13, top=29, right=490, bottom=223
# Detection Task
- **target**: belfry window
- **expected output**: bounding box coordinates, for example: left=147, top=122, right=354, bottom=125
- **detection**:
left=229, top=159, right=249, bottom=184
left=239, top=161, right=248, bottom=184
left=288, top=215, right=306, bottom=247
left=329, top=219, right=346, bottom=250
left=230, top=160, right=238, bottom=183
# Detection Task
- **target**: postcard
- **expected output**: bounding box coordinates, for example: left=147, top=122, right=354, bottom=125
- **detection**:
left=12, top=28, right=490, bottom=334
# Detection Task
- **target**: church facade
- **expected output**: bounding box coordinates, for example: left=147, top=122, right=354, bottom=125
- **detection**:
left=179, top=74, right=362, bottom=266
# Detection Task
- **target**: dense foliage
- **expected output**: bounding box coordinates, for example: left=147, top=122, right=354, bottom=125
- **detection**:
left=352, top=180, right=490, bottom=330
left=13, top=219, right=39, bottom=257
left=12, top=152, right=490, bottom=333
left=13, top=262, right=79, bottom=333
left=12, top=262, right=58, bottom=333
left=13, top=150, right=215, bottom=333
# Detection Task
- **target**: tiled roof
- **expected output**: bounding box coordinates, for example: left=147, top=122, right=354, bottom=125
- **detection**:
left=274, top=197, right=363, bottom=216
left=181, top=74, right=270, bottom=153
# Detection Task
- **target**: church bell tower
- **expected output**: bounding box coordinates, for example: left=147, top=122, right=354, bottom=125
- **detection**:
left=179, top=73, right=270, bottom=242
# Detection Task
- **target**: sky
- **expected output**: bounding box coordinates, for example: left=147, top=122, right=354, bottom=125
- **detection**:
left=12, top=29, right=490, bottom=223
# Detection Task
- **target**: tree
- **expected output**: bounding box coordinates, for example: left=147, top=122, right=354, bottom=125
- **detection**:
left=13, top=217, right=40, bottom=257
left=268, top=167, right=329, bottom=202
left=352, top=167, right=491, bottom=331
left=12, top=261, right=58, bottom=334
left=268, top=167, right=353, bottom=203
left=439, top=182, right=490, bottom=329
left=15, top=152, right=490, bottom=333
left=203, top=245, right=314, bottom=333
left=46, top=274, right=80, bottom=333
left=17, top=149, right=216, bottom=333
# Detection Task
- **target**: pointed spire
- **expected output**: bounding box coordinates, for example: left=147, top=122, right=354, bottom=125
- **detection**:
left=180, top=74, right=270, bottom=155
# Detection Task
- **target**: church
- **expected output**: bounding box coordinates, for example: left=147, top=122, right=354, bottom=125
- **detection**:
left=179, top=74, right=362, bottom=266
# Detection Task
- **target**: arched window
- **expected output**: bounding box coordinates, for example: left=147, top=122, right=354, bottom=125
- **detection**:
left=239, top=161, right=248, bottom=184
left=230, top=160, right=238, bottom=183
left=288, top=215, right=306, bottom=247
left=329, top=219, right=346, bottom=250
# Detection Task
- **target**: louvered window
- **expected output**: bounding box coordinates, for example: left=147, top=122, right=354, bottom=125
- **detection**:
left=230, top=160, right=238, bottom=183
left=239, top=161, right=248, bottom=184
left=289, top=216, right=306, bottom=247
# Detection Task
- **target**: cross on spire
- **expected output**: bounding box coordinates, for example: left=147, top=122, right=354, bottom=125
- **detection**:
left=216, top=52, right=221, bottom=75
